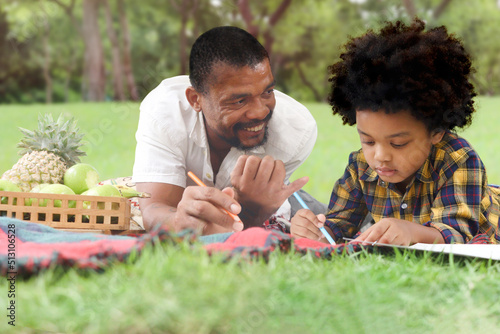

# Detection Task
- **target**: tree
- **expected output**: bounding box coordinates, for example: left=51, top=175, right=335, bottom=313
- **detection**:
left=169, top=0, right=200, bottom=75
left=117, top=0, right=138, bottom=101
left=237, top=0, right=292, bottom=56
left=103, top=0, right=125, bottom=101
left=81, top=0, right=105, bottom=101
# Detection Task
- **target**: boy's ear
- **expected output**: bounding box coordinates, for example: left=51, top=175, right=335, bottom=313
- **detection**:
left=431, top=129, right=445, bottom=144
left=185, top=87, right=203, bottom=112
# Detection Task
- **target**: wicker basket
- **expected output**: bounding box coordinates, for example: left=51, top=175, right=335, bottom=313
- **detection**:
left=0, top=190, right=132, bottom=234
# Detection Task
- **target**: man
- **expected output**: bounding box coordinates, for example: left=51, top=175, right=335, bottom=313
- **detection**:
left=133, top=26, right=320, bottom=234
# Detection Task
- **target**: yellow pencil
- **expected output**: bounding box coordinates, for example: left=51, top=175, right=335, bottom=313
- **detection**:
left=187, top=171, right=243, bottom=224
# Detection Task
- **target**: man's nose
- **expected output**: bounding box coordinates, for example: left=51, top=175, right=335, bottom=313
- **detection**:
left=246, top=97, right=269, bottom=120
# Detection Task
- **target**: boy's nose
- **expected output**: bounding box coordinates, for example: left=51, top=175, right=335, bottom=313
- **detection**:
left=374, top=145, right=391, bottom=162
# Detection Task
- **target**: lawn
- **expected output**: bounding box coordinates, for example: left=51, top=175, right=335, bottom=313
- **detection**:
left=1, top=98, right=500, bottom=333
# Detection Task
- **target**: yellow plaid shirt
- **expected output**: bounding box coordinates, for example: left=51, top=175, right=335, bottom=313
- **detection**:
left=325, top=131, right=500, bottom=244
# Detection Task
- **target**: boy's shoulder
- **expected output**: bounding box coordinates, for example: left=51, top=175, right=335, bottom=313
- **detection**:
left=430, top=131, right=483, bottom=178
left=434, top=131, right=477, bottom=164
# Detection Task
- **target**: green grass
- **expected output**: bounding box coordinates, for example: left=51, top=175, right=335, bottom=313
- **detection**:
left=1, top=98, right=500, bottom=333
left=0, top=102, right=140, bottom=181
left=3, top=243, right=500, bottom=333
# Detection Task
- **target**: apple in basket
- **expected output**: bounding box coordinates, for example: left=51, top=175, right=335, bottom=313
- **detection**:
left=31, top=184, right=77, bottom=208
left=81, top=184, right=122, bottom=210
left=63, top=163, right=100, bottom=194
left=0, top=179, right=22, bottom=204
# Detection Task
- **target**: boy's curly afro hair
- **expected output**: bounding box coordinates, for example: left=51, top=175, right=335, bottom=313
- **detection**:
left=327, top=19, right=476, bottom=131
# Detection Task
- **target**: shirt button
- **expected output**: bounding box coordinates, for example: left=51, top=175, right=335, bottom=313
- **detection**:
left=206, top=173, right=212, bottom=179
left=380, top=181, right=385, bottom=186
left=401, top=203, right=408, bottom=209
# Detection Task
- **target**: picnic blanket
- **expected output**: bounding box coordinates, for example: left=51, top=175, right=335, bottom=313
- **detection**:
left=0, top=217, right=493, bottom=277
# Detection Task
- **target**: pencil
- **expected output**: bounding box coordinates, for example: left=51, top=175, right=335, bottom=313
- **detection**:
left=293, top=191, right=336, bottom=245
left=187, top=171, right=243, bottom=224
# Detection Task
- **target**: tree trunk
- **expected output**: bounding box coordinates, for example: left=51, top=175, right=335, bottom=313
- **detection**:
left=433, top=0, right=453, bottom=20
left=82, top=0, right=106, bottom=101
left=237, top=0, right=291, bottom=57
left=402, top=0, right=417, bottom=18
left=103, top=0, right=125, bottom=101
left=170, top=0, right=200, bottom=75
left=118, top=0, right=139, bottom=101
left=42, top=17, right=53, bottom=104
left=295, top=60, right=322, bottom=102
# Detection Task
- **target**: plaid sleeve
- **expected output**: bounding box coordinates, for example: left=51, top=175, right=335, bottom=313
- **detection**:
left=424, top=155, right=485, bottom=244
left=324, top=152, right=368, bottom=242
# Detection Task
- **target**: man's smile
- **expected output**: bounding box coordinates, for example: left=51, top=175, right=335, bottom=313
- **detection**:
left=243, top=123, right=265, bottom=132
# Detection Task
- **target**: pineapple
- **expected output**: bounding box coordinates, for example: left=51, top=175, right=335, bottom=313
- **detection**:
left=1, top=114, right=86, bottom=192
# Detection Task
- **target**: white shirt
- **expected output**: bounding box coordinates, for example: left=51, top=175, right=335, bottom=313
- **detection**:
left=133, top=75, right=317, bottom=218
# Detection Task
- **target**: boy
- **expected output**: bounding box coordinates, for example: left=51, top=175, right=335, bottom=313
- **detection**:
left=291, top=19, right=500, bottom=245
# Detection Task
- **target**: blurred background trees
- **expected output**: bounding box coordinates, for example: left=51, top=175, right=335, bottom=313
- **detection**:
left=0, top=0, right=499, bottom=104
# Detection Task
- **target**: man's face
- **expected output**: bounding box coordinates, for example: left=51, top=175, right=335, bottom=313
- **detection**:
left=356, top=109, right=444, bottom=190
left=198, top=60, right=276, bottom=151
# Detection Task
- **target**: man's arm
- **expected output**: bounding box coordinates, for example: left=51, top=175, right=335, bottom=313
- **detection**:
left=136, top=182, right=243, bottom=234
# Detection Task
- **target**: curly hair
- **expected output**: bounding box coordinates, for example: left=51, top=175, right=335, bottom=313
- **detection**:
left=189, top=26, right=269, bottom=94
left=327, top=19, right=477, bottom=131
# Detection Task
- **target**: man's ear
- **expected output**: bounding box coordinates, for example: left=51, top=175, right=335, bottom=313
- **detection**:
left=431, top=129, right=445, bottom=145
left=185, top=87, right=202, bottom=112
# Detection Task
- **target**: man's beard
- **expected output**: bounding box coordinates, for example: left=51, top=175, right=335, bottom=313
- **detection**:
left=217, top=110, right=273, bottom=150
left=217, top=125, right=270, bottom=151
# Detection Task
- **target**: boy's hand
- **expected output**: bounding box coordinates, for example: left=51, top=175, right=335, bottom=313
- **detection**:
left=355, top=218, right=444, bottom=246
left=290, top=209, right=327, bottom=241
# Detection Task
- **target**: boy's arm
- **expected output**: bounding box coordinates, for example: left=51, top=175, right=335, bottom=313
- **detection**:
left=355, top=218, right=444, bottom=245
left=422, top=156, right=487, bottom=244
left=324, top=153, right=369, bottom=242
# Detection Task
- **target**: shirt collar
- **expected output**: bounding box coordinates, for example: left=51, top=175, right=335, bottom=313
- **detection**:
left=190, top=111, right=208, bottom=148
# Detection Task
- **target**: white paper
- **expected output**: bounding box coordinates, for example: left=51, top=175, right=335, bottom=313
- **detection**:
left=409, top=243, right=500, bottom=260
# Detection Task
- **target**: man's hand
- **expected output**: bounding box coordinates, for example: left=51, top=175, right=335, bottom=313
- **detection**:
left=355, top=218, right=445, bottom=246
left=290, top=209, right=329, bottom=242
left=230, top=155, right=308, bottom=226
left=137, top=182, right=243, bottom=235
left=174, top=186, right=243, bottom=234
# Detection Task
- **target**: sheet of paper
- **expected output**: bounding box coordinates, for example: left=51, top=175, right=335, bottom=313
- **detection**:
left=409, top=243, right=500, bottom=260
left=343, top=238, right=500, bottom=260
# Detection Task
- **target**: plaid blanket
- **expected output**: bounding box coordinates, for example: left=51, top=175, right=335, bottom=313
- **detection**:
left=0, top=217, right=493, bottom=277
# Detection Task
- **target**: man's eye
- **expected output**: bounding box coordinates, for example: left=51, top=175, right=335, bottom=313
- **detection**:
left=362, top=141, right=374, bottom=145
left=392, top=143, right=408, bottom=148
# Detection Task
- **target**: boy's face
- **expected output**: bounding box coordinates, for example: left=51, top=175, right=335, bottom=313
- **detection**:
left=356, top=109, right=444, bottom=190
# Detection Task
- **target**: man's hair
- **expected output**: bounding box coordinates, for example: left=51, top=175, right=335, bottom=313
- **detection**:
left=327, top=19, right=477, bottom=132
left=189, top=26, right=269, bottom=94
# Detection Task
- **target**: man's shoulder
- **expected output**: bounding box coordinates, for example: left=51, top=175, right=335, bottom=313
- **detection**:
left=140, top=76, right=194, bottom=119
left=137, top=75, right=196, bottom=142
left=265, top=90, right=317, bottom=158
left=271, top=90, right=316, bottom=133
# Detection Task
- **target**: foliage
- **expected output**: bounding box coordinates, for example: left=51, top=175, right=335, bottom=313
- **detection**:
left=1, top=0, right=500, bottom=103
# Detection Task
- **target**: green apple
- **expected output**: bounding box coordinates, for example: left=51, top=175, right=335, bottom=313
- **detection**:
left=63, top=163, right=100, bottom=194
left=0, top=179, right=21, bottom=204
left=81, top=185, right=121, bottom=210
left=25, top=183, right=51, bottom=206
left=36, top=184, right=76, bottom=208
